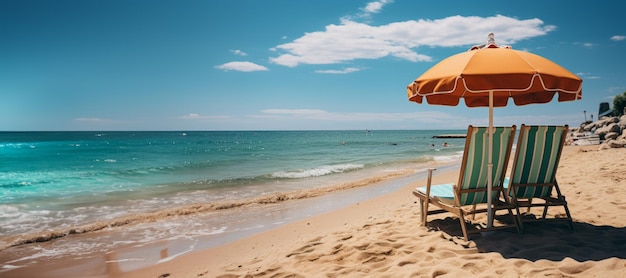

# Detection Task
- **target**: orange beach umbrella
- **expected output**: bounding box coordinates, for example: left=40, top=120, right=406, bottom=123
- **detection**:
left=406, top=33, right=582, bottom=228
left=407, top=41, right=582, bottom=107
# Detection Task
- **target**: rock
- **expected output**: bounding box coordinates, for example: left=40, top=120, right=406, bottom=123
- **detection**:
left=594, top=123, right=621, bottom=138
left=600, top=116, right=619, bottom=123
left=583, top=122, right=596, bottom=132
left=609, top=139, right=626, bottom=148
left=619, top=115, right=626, bottom=128
left=605, top=132, right=620, bottom=140
left=597, top=139, right=626, bottom=150
left=575, top=115, right=626, bottom=148
left=580, top=121, right=594, bottom=131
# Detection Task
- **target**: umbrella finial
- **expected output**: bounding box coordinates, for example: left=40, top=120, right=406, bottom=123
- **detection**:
left=486, top=33, right=498, bottom=48
left=469, top=33, right=512, bottom=50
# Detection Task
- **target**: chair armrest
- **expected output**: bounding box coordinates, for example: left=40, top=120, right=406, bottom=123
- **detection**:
left=424, top=168, right=437, bottom=198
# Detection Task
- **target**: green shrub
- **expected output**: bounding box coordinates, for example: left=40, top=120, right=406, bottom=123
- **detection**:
left=614, top=92, right=626, bottom=116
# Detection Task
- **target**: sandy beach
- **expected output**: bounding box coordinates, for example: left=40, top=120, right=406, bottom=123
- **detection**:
left=112, top=145, right=625, bottom=278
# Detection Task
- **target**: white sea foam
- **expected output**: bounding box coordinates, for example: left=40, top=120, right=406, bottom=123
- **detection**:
left=0, top=205, right=20, bottom=217
left=434, top=151, right=463, bottom=162
left=207, top=226, right=228, bottom=235
left=0, top=130, right=467, bottom=267
left=5, top=241, right=104, bottom=264
left=1, top=264, right=24, bottom=270
left=271, top=164, right=364, bottom=179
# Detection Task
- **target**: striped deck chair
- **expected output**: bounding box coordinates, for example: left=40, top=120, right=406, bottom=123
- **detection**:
left=505, top=125, right=573, bottom=231
left=413, top=125, right=519, bottom=241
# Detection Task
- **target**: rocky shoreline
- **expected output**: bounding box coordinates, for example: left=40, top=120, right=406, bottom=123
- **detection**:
left=569, top=115, right=626, bottom=149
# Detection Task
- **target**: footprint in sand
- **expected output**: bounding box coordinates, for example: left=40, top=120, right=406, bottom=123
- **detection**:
left=286, top=238, right=323, bottom=258
left=397, top=260, right=416, bottom=266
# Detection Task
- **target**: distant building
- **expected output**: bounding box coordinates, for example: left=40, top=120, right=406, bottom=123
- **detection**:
left=599, top=102, right=613, bottom=117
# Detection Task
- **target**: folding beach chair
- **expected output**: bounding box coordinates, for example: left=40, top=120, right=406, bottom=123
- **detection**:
left=505, top=125, right=574, bottom=231
left=413, top=125, right=520, bottom=241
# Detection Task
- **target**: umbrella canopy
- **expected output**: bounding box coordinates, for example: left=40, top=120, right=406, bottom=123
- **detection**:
left=407, top=33, right=582, bottom=230
left=407, top=46, right=582, bottom=107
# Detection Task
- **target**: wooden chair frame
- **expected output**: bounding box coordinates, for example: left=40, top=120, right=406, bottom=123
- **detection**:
left=505, top=125, right=573, bottom=231
left=413, top=125, right=520, bottom=241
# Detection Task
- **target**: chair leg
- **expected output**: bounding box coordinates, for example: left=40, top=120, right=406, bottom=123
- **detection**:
left=542, top=202, right=549, bottom=219
left=507, top=207, right=521, bottom=234
left=470, top=204, right=477, bottom=220
left=419, top=199, right=427, bottom=226
left=459, top=213, right=469, bottom=241
left=564, top=206, right=574, bottom=230
left=422, top=168, right=435, bottom=226
left=561, top=197, right=574, bottom=230
left=554, top=184, right=574, bottom=230
left=512, top=197, right=524, bottom=232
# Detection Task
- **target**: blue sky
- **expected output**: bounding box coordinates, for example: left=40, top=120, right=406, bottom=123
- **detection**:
left=2, top=0, right=625, bottom=131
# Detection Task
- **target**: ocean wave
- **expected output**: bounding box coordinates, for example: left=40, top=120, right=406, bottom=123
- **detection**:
left=433, top=151, right=464, bottom=162
left=0, top=169, right=412, bottom=252
left=0, top=175, right=54, bottom=189
left=271, top=163, right=364, bottom=179
left=0, top=205, right=21, bottom=218
left=0, top=143, right=36, bottom=149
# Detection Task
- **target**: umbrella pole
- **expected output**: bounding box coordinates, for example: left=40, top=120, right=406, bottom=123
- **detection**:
left=487, top=90, right=494, bottom=229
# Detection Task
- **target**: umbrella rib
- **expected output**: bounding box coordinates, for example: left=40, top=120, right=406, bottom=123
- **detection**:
left=460, top=74, right=582, bottom=94
left=533, top=74, right=583, bottom=95
left=410, top=75, right=465, bottom=97
left=411, top=74, right=582, bottom=98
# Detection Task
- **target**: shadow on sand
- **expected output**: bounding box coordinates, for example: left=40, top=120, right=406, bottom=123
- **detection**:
left=428, top=217, right=626, bottom=262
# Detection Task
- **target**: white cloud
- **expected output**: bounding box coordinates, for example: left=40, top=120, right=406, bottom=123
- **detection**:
left=215, top=61, right=269, bottom=72
left=258, top=109, right=454, bottom=122
left=315, top=67, right=361, bottom=74
left=363, top=0, right=393, bottom=14
left=74, top=117, right=108, bottom=122
left=608, top=86, right=626, bottom=93
left=168, top=109, right=587, bottom=131
left=350, top=0, right=394, bottom=22
left=611, top=35, right=626, bottom=41
left=270, top=15, right=553, bottom=67
left=261, top=109, right=328, bottom=116
left=178, top=113, right=229, bottom=120
left=249, top=107, right=586, bottom=130
left=577, top=72, right=600, bottom=80
left=230, top=49, right=248, bottom=56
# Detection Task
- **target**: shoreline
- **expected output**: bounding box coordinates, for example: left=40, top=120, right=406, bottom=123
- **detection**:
left=3, top=145, right=626, bottom=277
left=0, top=159, right=441, bottom=248
left=128, top=169, right=466, bottom=278
left=0, top=169, right=413, bottom=251
left=131, top=145, right=626, bottom=277
left=0, top=129, right=463, bottom=249
left=0, top=162, right=459, bottom=277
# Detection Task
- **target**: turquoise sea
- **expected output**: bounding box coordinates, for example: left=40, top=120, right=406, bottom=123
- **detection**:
left=0, top=130, right=465, bottom=271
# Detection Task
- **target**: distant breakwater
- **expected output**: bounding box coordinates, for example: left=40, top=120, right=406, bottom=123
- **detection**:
left=571, top=115, right=626, bottom=149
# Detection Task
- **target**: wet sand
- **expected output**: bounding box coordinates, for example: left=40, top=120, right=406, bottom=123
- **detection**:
left=3, top=145, right=626, bottom=277
left=130, top=145, right=626, bottom=277
left=1, top=164, right=455, bottom=277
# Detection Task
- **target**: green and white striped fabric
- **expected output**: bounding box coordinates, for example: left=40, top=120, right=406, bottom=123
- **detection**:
left=507, top=125, right=567, bottom=199
left=457, top=126, right=514, bottom=206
